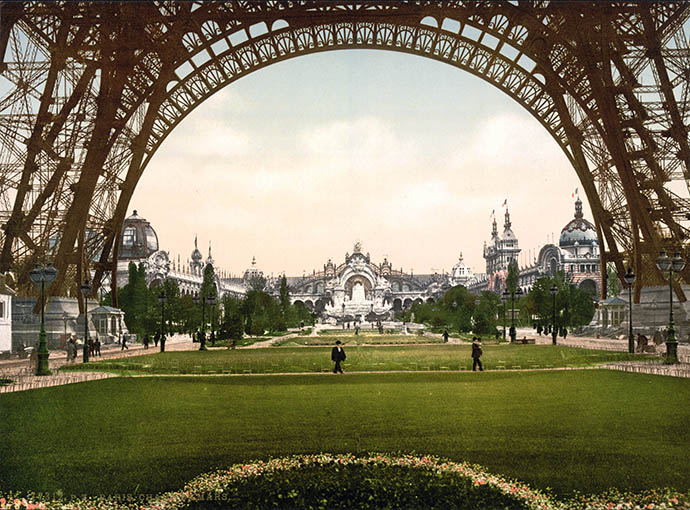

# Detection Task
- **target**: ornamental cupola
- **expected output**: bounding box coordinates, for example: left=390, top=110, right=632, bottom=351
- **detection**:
left=206, top=241, right=215, bottom=266
left=324, top=258, right=336, bottom=277
left=502, top=208, right=516, bottom=241
left=559, top=197, right=597, bottom=247
left=380, top=257, right=392, bottom=276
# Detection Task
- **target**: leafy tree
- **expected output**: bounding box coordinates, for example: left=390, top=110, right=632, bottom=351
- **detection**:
left=525, top=273, right=595, bottom=334
left=161, top=279, right=181, bottom=334
left=506, top=260, right=519, bottom=294
left=607, top=264, right=621, bottom=298
left=119, top=262, right=150, bottom=337
left=220, top=296, right=244, bottom=340
left=279, top=275, right=290, bottom=315
left=248, top=274, right=266, bottom=292
left=472, top=291, right=500, bottom=336
left=200, top=264, right=218, bottom=331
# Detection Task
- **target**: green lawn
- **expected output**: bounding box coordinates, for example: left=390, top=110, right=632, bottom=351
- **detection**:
left=0, top=370, right=688, bottom=499
left=61, top=344, right=651, bottom=375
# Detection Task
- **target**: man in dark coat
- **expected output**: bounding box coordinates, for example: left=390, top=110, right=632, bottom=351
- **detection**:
left=442, top=329, right=449, bottom=343
left=331, top=340, right=346, bottom=374
left=471, top=337, right=484, bottom=372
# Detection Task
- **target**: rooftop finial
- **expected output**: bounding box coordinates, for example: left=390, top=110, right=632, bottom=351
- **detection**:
left=574, top=197, right=583, bottom=219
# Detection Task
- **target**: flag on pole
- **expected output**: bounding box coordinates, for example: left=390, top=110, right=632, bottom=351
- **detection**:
left=501, top=198, right=507, bottom=207
left=572, top=187, right=578, bottom=198
left=490, top=209, right=495, bottom=219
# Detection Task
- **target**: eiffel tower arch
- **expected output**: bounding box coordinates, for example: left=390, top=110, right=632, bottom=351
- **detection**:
left=0, top=1, right=688, bottom=308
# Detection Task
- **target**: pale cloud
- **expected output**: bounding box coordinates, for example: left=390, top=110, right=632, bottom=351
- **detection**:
left=135, top=90, right=589, bottom=277
left=160, top=118, right=251, bottom=159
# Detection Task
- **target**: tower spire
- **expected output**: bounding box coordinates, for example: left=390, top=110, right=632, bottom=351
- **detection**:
left=574, top=197, right=583, bottom=219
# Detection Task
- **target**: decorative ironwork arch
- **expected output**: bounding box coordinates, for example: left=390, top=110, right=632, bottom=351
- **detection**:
left=0, top=1, right=688, bottom=307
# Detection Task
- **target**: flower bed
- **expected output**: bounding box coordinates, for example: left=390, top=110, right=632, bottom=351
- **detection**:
left=1, top=454, right=688, bottom=510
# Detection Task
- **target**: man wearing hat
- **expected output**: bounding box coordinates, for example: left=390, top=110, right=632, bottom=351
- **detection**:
left=331, top=340, right=346, bottom=374
left=472, top=337, right=484, bottom=372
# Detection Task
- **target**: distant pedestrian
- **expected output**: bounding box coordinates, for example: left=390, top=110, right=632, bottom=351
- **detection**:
left=143, top=334, right=149, bottom=349
left=331, top=340, right=346, bottom=374
left=154, top=332, right=159, bottom=347
left=160, top=333, right=166, bottom=353
left=95, top=337, right=101, bottom=357
left=88, top=338, right=95, bottom=357
left=471, top=337, right=483, bottom=372
left=354, top=324, right=359, bottom=335
left=121, top=334, right=128, bottom=350
left=442, top=329, right=449, bottom=343
left=66, top=339, right=74, bottom=362
left=70, top=337, right=77, bottom=361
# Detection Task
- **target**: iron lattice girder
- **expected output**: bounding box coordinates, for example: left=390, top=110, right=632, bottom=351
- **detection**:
left=0, top=1, right=688, bottom=299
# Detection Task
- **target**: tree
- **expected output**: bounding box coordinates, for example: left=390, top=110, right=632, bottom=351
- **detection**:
left=248, top=274, right=266, bottom=292
left=607, top=264, right=621, bottom=298
left=472, top=291, right=500, bottom=335
left=221, top=296, right=244, bottom=341
left=161, top=279, right=181, bottom=334
left=279, top=275, right=290, bottom=315
left=506, top=261, right=519, bottom=294
left=118, top=262, right=151, bottom=337
left=525, top=273, right=595, bottom=333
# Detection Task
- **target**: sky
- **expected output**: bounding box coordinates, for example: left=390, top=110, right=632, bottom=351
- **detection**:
left=131, top=49, right=590, bottom=278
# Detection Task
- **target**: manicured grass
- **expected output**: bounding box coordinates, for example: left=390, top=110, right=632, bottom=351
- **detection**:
left=0, top=371, right=688, bottom=499
left=62, top=344, right=652, bottom=375
left=273, top=333, right=451, bottom=346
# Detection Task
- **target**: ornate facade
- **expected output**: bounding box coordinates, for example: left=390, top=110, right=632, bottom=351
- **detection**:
left=468, top=199, right=601, bottom=296
left=265, top=242, right=474, bottom=321
left=113, top=211, right=244, bottom=298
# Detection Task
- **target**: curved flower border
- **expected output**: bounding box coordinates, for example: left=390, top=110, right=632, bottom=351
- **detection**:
left=1, top=453, right=688, bottom=510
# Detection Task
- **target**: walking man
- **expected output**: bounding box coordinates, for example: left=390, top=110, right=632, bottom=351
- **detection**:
left=472, top=337, right=484, bottom=372
left=331, top=340, right=346, bottom=374
left=442, top=329, right=449, bottom=343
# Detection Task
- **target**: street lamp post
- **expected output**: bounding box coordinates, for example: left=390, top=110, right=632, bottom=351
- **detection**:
left=550, top=284, right=558, bottom=345
left=623, top=267, right=636, bottom=354
left=655, top=251, right=686, bottom=363
left=158, top=291, right=166, bottom=352
left=29, top=263, right=58, bottom=375
left=509, top=288, right=523, bottom=343
left=208, top=295, right=216, bottom=346
left=501, top=290, right=509, bottom=341
left=80, top=280, right=91, bottom=363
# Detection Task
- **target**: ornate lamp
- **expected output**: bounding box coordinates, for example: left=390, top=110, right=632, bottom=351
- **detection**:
left=550, top=284, right=558, bottom=345
left=80, top=280, right=91, bottom=363
left=501, top=290, right=509, bottom=341
left=623, top=268, right=636, bottom=354
left=158, top=290, right=166, bottom=349
left=656, top=251, right=686, bottom=363
left=29, top=264, right=58, bottom=375
left=207, top=294, right=216, bottom=345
